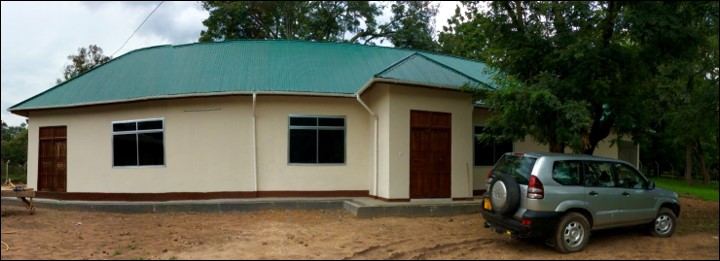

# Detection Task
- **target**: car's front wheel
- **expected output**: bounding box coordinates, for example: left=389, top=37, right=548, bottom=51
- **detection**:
left=554, top=212, right=590, bottom=253
left=649, top=207, right=676, bottom=237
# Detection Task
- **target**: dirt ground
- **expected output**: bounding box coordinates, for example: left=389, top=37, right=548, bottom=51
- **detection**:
left=1, top=198, right=718, bottom=260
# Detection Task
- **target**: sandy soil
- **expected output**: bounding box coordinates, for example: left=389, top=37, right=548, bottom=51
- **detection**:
left=1, top=197, right=718, bottom=260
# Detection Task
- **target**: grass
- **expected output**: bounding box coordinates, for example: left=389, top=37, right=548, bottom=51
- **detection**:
left=651, top=177, right=719, bottom=202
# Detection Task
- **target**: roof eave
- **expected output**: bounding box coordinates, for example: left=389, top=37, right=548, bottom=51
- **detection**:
left=8, top=90, right=357, bottom=113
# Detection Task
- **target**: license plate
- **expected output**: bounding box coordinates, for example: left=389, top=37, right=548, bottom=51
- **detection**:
left=483, top=197, right=492, bottom=210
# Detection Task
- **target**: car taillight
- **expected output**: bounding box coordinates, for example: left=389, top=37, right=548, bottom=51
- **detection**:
left=486, top=167, right=493, bottom=179
left=527, top=175, right=544, bottom=199
left=512, top=152, right=524, bottom=156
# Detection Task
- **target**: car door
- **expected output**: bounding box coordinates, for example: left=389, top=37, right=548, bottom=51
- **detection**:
left=613, top=162, right=657, bottom=224
left=583, top=161, right=621, bottom=228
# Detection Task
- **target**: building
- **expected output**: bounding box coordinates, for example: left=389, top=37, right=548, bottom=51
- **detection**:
left=9, top=40, right=637, bottom=201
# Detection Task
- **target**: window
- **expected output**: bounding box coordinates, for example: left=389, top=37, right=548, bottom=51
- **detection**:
left=584, top=161, right=616, bottom=188
left=289, top=116, right=345, bottom=164
left=474, top=126, right=513, bottom=166
left=614, top=163, right=647, bottom=189
left=112, top=119, right=164, bottom=167
left=552, top=161, right=582, bottom=186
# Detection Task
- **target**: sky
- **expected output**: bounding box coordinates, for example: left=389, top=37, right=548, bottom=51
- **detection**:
left=0, top=1, right=464, bottom=126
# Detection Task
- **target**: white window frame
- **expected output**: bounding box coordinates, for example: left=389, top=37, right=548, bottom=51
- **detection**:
left=111, top=118, right=166, bottom=168
left=288, top=115, right=347, bottom=165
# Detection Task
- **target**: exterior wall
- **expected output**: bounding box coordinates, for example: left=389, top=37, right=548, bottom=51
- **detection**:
left=26, top=95, right=370, bottom=193
left=360, top=85, right=391, bottom=197
left=27, top=96, right=254, bottom=193
left=368, top=83, right=474, bottom=199
left=472, top=107, right=630, bottom=190
left=254, top=95, right=369, bottom=191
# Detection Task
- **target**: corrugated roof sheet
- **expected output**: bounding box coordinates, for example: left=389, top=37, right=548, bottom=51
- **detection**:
left=10, top=40, right=494, bottom=112
left=375, top=53, right=485, bottom=88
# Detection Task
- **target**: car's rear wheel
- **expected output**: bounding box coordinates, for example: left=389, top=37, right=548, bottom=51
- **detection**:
left=489, top=174, right=520, bottom=216
left=649, top=207, right=676, bottom=237
left=554, top=212, right=590, bottom=253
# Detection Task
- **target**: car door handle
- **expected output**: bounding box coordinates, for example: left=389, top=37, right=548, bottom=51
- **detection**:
left=588, top=191, right=598, bottom=196
left=622, top=192, right=630, bottom=196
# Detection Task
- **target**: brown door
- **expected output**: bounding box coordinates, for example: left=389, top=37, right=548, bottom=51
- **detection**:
left=38, top=126, right=67, bottom=192
left=410, top=110, right=451, bottom=198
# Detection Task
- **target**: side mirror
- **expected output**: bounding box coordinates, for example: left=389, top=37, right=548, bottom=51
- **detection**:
left=647, top=181, right=655, bottom=190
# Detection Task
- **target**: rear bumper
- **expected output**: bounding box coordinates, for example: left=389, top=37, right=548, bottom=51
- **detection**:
left=481, top=209, right=562, bottom=238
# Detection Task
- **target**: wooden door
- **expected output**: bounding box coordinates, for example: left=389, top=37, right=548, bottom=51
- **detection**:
left=410, top=111, right=451, bottom=198
left=38, top=126, right=67, bottom=192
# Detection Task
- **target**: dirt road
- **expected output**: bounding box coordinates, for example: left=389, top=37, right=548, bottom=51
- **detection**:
left=1, top=198, right=717, bottom=260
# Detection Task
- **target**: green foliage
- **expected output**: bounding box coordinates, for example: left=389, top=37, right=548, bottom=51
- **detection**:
left=199, top=1, right=440, bottom=51
left=442, top=1, right=716, bottom=155
left=1, top=121, right=28, bottom=165
left=641, top=1, right=719, bottom=183
left=57, top=45, right=111, bottom=84
left=652, top=177, right=719, bottom=202
left=1, top=121, right=28, bottom=183
left=385, top=1, right=439, bottom=51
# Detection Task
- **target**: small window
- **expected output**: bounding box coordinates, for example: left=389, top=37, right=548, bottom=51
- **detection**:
left=113, top=119, right=164, bottom=167
left=552, top=161, right=582, bottom=186
left=474, top=126, right=512, bottom=166
left=289, top=116, right=345, bottom=164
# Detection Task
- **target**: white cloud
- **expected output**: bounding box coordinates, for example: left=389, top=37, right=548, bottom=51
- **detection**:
left=1, top=1, right=208, bottom=126
left=0, top=1, right=460, bottom=126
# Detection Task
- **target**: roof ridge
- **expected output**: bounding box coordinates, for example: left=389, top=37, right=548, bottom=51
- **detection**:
left=160, top=40, right=485, bottom=64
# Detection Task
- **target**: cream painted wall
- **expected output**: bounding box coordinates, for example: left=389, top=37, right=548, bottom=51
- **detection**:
left=472, top=107, right=627, bottom=190
left=385, top=84, right=474, bottom=199
left=27, top=96, right=254, bottom=193
left=254, top=96, right=370, bottom=191
left=360, top=85, right=391, bottom=197
left=26, top=95, right=371, bottom=193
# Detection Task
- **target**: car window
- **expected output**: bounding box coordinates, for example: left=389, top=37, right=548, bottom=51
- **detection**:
left=614, top=163, right=646, bottom=189
left=492, top=154, right=537, bottom=185
left=552, top=161, right=582, bottom=186
left=584, top=161, right=616, bottom=188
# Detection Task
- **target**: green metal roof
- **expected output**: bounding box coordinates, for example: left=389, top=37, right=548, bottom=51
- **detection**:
left=10, top=40, right=494, bottom=112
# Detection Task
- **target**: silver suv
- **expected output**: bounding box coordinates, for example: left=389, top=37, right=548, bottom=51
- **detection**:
left=481, top=152, right=680, bottom=253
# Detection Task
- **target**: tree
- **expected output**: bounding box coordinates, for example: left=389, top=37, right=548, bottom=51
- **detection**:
left=57, top=44, right=111, bottom=84
left=441, top=1, right=712, bottom=155
left=1, top=122, right=28, bottom=166
left=199, top=1, right=440, bottom=51
left=645, top=1, right=720, bottom=184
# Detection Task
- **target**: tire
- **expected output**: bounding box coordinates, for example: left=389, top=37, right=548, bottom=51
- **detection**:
left=649, top=207, right=676, bottom=237
left=554, top=212, right=590, bottom=253
left=489, top=174, right=520, bottom=216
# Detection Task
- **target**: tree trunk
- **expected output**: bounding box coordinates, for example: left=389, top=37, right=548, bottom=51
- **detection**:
left=685, top=145, right=693, bottom=186
left=549, top=142, right=565, bottom=153
left=694, top=138, right=710, bottom=184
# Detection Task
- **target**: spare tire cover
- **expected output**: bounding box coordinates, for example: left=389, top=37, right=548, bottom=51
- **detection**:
left=489, top=174, right=521, bottom=216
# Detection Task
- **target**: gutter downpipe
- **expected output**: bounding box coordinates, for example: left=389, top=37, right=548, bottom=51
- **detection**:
left=356, top=80, right=379, bottom=197
left=252, top=93, right=258, bottom=195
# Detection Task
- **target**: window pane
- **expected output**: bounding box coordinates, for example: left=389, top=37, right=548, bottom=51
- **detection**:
left=113, top=122, right=136, bottom=132
left=474, top=126, right=484, bottom=134
left=584, top=162, right=616, bottom=187
left=318, top=129, right=344, bottom=163
left=138, top=132, right=164, bottom=166
left=290, top=117, right=317, bottom=126
left=113, top=134, right=137, bottom=166
left=289, top=129, right=317, bottom=163
left=553, top=161, right=582, bottom=186
left=138, top=120, right=163, bottom=130
left=318, top=118, right=345, bottom=127
left=494, top=141, right=513, bottom=162
left=474, top=137, right=495, bottom=166
left=615, top=163, right=645, bottom=189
